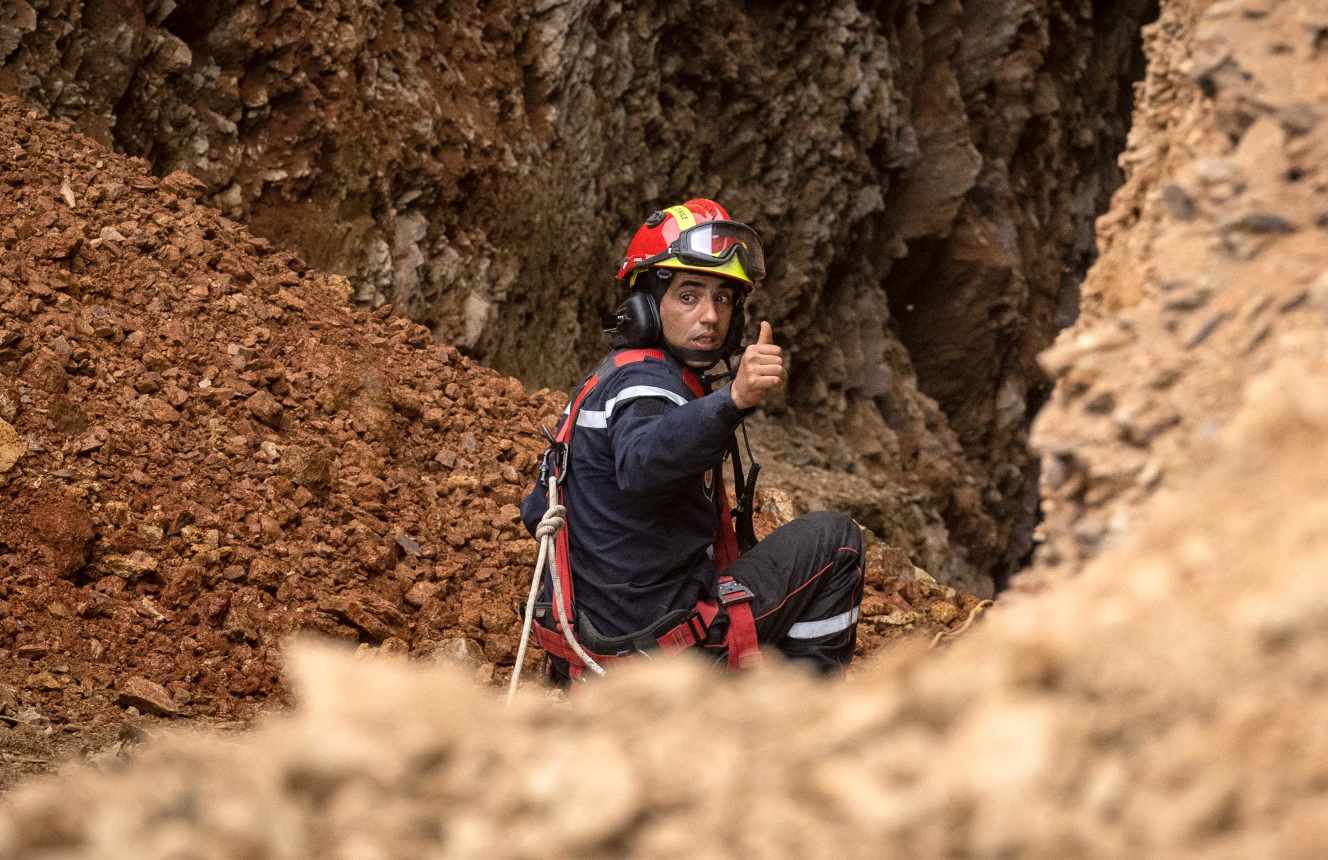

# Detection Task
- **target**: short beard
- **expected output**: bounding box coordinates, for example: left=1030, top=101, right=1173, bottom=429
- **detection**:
left=666, top=343, right=723, bottom=370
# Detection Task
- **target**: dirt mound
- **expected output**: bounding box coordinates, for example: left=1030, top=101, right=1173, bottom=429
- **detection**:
left=0, top=96, right=975, bottom=786
left=1029, top=0, right=1328, bottom=582
left=0, top=93, right=560, bottom=731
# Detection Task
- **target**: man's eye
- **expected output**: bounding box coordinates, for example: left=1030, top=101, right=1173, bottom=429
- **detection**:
left=680, top=292, right=697, bottom=303
left=716, top=293, right=731, bottom=305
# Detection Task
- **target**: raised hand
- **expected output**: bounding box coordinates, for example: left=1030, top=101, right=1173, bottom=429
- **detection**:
left=730, top=321, right=785, bottom=410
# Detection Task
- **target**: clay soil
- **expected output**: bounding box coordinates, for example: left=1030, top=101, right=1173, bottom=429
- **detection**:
left=0, top=97, right=975, bottom=789
left=5, top=1, right=1328, bottom=854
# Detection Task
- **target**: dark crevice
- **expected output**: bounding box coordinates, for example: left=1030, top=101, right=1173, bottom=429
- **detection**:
left=998, top=0, right=1160, bottom=592
left=879, top=3, right=1159, bottom=595
left=160, top=5, right=227, bottom=47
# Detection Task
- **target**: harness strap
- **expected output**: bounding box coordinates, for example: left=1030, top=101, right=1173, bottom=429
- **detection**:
left=713, top=479, right=741, bottom=571
left=548, top=365, right=609, bottom=626
left=532, top=599, right=716, bottom=665
left=717, top=575, right=762, bottom=669
left=727, top=435, right=760, bottom=552
left=537, top=575, right=762, bottom=671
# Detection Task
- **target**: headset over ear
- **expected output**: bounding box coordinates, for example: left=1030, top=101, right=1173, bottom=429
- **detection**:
left=607, top=267, right=668, bottom=348
left=607, top=289, right=661, bottom=349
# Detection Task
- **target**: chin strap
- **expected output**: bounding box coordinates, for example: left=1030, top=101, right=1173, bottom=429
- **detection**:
left=665, top=343, right=724, bottom=369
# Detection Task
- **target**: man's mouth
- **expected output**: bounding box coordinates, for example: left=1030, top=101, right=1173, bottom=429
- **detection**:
left=691, top=334, right=718, bottom=348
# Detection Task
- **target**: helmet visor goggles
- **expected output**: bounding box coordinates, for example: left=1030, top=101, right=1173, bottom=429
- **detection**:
left=651, top=221, right=766, bottom=283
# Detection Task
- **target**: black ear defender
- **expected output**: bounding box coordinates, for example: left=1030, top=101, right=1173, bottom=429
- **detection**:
left=608, top=290, right=662, bottom=348
left=606, top=269, right=666, bottom=348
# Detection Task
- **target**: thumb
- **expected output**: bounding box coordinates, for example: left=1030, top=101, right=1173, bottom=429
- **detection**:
left=757, top=321, right=774, bottom=345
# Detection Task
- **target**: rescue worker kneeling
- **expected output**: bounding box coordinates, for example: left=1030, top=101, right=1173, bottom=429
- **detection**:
left=520, top=199, right=864, bottom=683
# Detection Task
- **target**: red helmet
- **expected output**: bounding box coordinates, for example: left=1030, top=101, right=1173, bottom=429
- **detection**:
left=615, top=198, right=766, bottom=291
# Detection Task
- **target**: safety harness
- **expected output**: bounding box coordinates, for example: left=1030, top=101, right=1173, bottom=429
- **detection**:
left=529, top=348, right=762, bottom=681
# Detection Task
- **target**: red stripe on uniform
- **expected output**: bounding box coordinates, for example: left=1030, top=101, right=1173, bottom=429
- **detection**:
left=753, top=546, right=860, bottom=622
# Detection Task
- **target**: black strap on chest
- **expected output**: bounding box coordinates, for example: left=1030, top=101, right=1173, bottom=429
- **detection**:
left=727, top=435, right=760, bottom=552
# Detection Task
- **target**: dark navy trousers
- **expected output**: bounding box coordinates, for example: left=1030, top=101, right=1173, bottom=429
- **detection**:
left=727, top=510, right=864, bottom=673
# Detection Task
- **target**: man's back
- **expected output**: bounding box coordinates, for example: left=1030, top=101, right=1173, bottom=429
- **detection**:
left=521, top=349, right=747, bottom=636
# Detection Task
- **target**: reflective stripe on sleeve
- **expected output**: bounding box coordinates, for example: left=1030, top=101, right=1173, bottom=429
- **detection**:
left=574, top=385, right=687, bottom=429
left=606, top=385, right=687, bottom=411
left=786, top=606, right=861, bottom=640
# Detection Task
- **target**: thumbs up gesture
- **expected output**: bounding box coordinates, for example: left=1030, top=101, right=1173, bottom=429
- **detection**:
left=731, top=321, right=786, bottom=410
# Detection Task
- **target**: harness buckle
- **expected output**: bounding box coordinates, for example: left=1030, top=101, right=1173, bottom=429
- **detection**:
left=538, top=442, right=569, bottom=487
left=717, top=577, right=755, bottom=606
left=685, top=611, right=709, bottom=645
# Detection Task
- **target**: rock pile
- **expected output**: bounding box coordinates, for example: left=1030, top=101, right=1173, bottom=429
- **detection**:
left=0, top=95, right=974, bottom=786
left=0, top=93, right=561, bottom=733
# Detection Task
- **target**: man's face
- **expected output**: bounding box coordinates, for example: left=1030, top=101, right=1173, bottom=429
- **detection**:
left=658, top=272, right=736, bottom=363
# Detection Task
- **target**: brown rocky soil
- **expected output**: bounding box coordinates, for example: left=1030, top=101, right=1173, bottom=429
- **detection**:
left=0, top=92, right=557, bottom=782
left=7, top=380, right=1328, bottom=859
left=3, top=0, right=1328, bottom=855
left=2, top=0, right=1161, bottom=595
left=0, top=95, right=973, bottom=789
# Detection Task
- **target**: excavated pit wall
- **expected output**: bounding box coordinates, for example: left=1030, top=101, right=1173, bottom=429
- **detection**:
left=5, top=0, right=1328, bottom=854
left=2, top=0, right=1157, bottom=594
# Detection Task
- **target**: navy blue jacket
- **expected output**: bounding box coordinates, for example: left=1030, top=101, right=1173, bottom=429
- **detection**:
left=521, top=350, right=749, bottom=637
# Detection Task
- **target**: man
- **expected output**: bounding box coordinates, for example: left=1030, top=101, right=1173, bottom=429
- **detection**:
left=521, top=198, right=863, bottom=680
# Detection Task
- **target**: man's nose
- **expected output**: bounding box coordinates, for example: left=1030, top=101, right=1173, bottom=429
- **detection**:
left=698, top=296, right=719, bottom=324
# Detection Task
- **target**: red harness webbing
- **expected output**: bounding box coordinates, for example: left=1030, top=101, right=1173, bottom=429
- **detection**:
left=543, top=348, right=761, bottom=676
left=532, top=573, right=758, bottom=670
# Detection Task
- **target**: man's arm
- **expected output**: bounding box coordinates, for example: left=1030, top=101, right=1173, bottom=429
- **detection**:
left=520, top=474, right=549, bottom=536
left=611, top=387, right=747, bottom=495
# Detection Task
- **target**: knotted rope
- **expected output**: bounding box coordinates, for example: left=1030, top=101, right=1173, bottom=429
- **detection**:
left=507, top=474, right=604, bottom=704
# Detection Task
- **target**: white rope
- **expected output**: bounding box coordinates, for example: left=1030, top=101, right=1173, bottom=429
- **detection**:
left=549, top=515, right=606, bottom=679
left=506, top=473, right=604, bottom=705
left=506, top=487, right=559, bottom=704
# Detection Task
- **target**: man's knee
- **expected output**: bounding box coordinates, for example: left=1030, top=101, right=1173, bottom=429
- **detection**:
left=799, top=510, right=863, bottom=553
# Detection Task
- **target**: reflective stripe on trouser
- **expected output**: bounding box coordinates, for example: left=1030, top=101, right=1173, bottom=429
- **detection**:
left=722, top=510, right=865, bottom=674
left=788, top=606, right=861, bottom=639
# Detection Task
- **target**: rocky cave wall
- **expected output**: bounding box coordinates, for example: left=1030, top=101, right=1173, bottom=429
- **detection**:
left=2, top=0, right=1157, bottom=593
